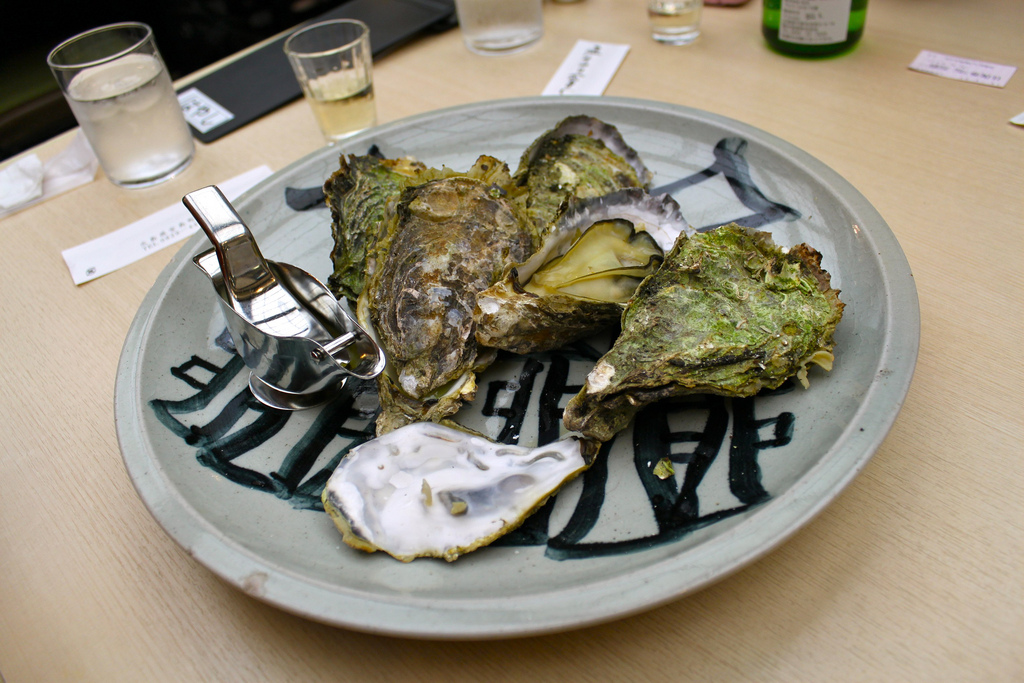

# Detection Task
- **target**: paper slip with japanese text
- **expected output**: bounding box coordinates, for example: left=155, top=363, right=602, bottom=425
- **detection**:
left=909, top=50, right=1016, bottom=88
left=543, top=40, right=631, bottom=96
left=62, top=166, right=273, bottom=285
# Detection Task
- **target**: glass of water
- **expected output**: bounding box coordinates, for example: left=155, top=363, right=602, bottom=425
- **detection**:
left=47, top=23, right=195, bottom=188
left=648, top=0, right=705, bottom=45
left=454, top=0, right=544, bottom=55
left=284, top=19, right=377, bottom=143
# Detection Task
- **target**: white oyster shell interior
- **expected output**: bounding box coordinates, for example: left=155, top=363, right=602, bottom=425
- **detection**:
left=323, top=422, right=589, bottom=561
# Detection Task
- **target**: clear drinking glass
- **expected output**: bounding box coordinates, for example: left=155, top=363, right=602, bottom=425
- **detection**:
left=284, top=19, right=377, bottom=143
left=47, top=22, right=195, bottom=188
left=648, top=0, right=705, bottom=45
left=454, top=0, right=544, bottom=55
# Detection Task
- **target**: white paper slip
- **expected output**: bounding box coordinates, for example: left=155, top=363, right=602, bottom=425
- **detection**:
left=178, top=88, right=236, bottom=134
left=1011, top=112, right=1024, bottom=127
left=909, top=50, right=1016, bottom=88
left=62, top=165, right=273, bottom=285
left=543, top=40, right=631, bottom=96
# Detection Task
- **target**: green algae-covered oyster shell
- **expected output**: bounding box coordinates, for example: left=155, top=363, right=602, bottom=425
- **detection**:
left=358, top=156, right=536, bottom=434
left=563, top=223, right=845, bottom=442
left=325, top=153, right=533, bottom=302
left=513, top=115, right=652, bottom=237
left=474, top=189, right=689, bottom=354
left=324, top=154, right=430, bottom=302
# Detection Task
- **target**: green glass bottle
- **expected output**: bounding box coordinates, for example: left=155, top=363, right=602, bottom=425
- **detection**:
left=763, top=0, right=868, bottom=57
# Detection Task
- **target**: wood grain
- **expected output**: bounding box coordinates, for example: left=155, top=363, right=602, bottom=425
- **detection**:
left=1, top=0, right=1021, bottom=680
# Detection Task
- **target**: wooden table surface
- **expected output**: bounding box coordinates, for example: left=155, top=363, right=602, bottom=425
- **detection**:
left=2, top=0, right=1021, bottom=680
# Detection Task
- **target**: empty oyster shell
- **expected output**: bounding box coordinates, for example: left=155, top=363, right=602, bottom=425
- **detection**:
left=474, top=190, right=690, bottom=354
left=513, top=115, right=652, bottom=237
left=358, top=156, right=537, bottom=433
left=322, top=422, right=597, bottom=562
left=563, top=223, right=845, bottom=442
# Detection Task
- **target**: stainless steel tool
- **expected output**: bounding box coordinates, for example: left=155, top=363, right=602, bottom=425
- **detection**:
left=185, top=185, right=385, bottom=410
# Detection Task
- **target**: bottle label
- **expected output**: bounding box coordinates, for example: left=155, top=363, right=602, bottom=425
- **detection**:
left=778, top=0, right=851, bottom=44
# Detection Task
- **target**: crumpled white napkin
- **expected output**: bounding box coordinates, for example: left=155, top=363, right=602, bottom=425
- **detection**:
left=0, top=132, right=99, bottom=218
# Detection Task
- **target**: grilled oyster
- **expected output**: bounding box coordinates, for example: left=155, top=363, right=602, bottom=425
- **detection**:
left=324, top=154, right=430, bottom=302
left=358, top=156, right=537, bottom=433
left=563, top=223, right=845, bottom=442
left=513, top=115, right=652, bottom=237
left=322, top=422, right=597, bottom=562
left=474, top=189, right=689, bottom=354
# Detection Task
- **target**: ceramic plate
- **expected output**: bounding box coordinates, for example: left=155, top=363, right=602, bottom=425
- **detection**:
left=115, top=96, right=919, bottom=638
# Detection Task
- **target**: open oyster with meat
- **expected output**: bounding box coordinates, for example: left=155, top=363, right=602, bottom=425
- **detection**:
left=474, top=188, right=691, bottom=354
left=466, top=115, right=677, bottom=354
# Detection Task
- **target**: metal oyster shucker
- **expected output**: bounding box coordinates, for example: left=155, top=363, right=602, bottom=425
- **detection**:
left=185, top=185, right=385, bottom=411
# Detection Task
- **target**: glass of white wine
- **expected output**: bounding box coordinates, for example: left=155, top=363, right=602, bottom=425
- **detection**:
left=284, top=19, right=377, bottom=143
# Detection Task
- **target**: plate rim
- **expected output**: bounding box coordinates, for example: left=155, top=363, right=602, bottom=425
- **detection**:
left=115, top=95, right=921, bottom=639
